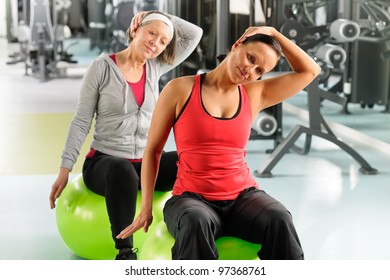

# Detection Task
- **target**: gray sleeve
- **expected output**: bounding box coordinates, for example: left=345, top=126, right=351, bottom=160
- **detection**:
left=60, top=59, right=101, bottom=171
left=159, top=15, right=203, bottom=75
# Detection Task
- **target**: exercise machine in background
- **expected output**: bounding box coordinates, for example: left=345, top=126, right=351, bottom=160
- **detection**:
left=6, top=0, right=170, bottom=82
left=254, top=0, right=379, bottom=177
left=263, top=0, right=389, bottom=113
left=6, top=0, right=78, bottom=82
left=350, top=0, right=390, bottom=112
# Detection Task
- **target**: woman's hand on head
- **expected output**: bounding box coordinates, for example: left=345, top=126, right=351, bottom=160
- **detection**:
left=130, top=11, right=148, bottom=33
left=234, top=26, right=275, bottom=47
left=116, top=209, right=153, bottom=239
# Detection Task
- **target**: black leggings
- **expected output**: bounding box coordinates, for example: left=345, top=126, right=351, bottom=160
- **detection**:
left=163, top=187, right=303, bottom=260
left=82, top=150, right=178, bottom=250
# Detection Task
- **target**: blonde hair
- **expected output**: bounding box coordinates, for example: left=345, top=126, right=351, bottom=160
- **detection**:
left=126, top=11, right=177, bottom=65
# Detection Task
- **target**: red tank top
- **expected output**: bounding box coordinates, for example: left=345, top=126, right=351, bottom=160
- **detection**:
left=172, top=74, right=259, bottom=201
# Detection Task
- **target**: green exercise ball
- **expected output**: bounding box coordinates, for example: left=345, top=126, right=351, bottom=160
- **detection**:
left=134, top=190, right=170, bottom=247
left=140, top=221, right=261, bottom=260
left=56, top=175, right=116, bottom=260
left=56, top=175, right=169, bottom=260
left=216, top=237, right=260, bottom=260
left=139, top=221, right=174, bottom=260
left=56, top=175, right=260, bottom=260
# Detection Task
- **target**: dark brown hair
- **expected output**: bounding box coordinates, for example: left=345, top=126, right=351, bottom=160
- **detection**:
left=242, top=33, right=282, bottom=59
left=217, top=33, right=282, bottom=63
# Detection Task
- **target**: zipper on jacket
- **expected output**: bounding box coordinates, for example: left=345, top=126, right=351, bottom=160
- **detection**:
left=134, top=107, right=141, bottom=156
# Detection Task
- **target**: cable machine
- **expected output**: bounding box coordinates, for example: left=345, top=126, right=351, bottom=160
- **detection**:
left=254, top=0, right=378, bottom=177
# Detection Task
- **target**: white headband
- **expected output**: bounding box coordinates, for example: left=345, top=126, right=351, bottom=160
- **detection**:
left=141, top=13, right=174, bottom=38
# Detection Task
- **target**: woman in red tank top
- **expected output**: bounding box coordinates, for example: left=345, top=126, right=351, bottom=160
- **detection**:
left=118, top=26, right=321, bottom=260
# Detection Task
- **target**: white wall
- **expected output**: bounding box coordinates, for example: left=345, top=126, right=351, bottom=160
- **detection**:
left=229, top=0, right=265, bottom=24
left=0, top=0, right=7, bottom=37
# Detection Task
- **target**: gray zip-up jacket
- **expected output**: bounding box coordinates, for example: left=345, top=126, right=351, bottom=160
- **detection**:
left=61, top=16, right=203, bottom=171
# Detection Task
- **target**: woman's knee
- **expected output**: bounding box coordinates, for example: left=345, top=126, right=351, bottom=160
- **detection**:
left=103, top=158, right=139, bottom=196
left=167, top=205, right=220, bottom=238
left=179, top=211, right=212, bottom=232
left=97, top=158, right=137, bottom=188
left=105, top=158, right=134, bottom=177
left=262, top=203, right=294, bottom=228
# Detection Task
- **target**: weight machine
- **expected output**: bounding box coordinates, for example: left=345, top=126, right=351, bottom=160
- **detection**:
left=6, top=0, right=78, bottom=82
left=349, top=0, right=390, bottom=112
left=263, top=0, right=390, bottom=112
left=254, top=0, right=379, bottom=177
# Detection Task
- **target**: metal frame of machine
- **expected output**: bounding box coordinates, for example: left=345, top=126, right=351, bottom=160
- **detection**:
left=254, top=0, right=380, bottom=177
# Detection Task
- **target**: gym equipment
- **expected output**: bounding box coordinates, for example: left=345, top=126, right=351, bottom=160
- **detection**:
left=138, top=221, right=174, bottom=260
left=6, top=0, right=78, bottom=81
left=270, top=0, right=389, bottom=112
left=254, top=77, right=378, bottom=177
left=329, top=18, right=361, bottom=42
left=351, top=34, right=390, bottom=109
left=315, top=43, right=347, bottom=69
left=140, top=221, right=260, bottom=260
left=250, top=105, right=283, bottom=152
left=87, top=0, right=109, bottom=51
left=134, top=0, right=166, bottom=14
left=252, top=112, right=278, bottom=137
left=56, top=174, right=170, bottom=260
left=28, top=0, right=55, bottom=81
left=56, top=174, right=261, bottom=260
left=216, top=237, right=260, bottom=260
left=109, top=0, right=135, bottom=52
left=251, top=0, right=378, bottom=177
left=56, top=174, right=117, bottom=260
left=349, top=0, right=390, bottom=111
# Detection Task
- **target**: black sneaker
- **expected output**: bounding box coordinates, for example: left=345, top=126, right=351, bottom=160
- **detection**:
left=115, top=247, right=138, bottom=260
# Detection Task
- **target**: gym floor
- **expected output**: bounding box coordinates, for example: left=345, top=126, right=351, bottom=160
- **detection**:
left=1, top=37, right=390, bottom=260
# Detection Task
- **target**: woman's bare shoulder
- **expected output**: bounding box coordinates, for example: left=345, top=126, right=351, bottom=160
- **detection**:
left=166, top=75, right=196, bottom=90
left=163, top=75, right=196, bottom=98
left=160, top=75, right=197, bottom=109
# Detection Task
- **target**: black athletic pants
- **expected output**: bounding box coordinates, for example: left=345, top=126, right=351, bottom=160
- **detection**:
left=82, top=150, right=178, bottom=250
left=163, top=187, right=304, bottom=260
